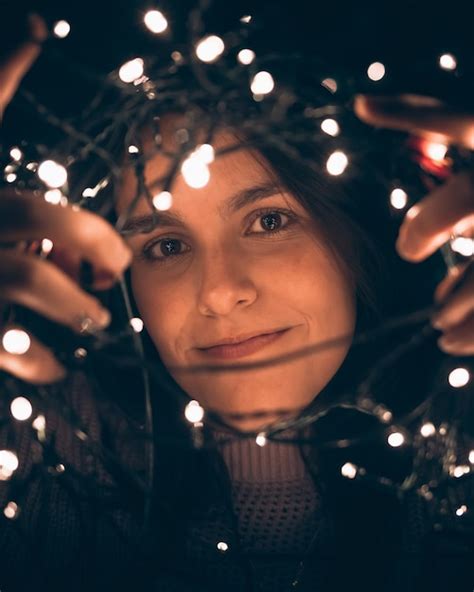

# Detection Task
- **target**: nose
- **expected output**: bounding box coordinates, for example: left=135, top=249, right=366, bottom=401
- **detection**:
left=197, top=248, right=258, bottom=317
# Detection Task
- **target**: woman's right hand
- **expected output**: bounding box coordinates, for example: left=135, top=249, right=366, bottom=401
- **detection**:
left=0, top=14, right=132, bottom=383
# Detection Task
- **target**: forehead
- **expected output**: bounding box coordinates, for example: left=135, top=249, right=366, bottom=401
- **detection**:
left=116, top=115, right=276, bottom=216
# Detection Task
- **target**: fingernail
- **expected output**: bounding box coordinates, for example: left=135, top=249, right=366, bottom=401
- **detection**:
left=77, top=309, right=111, bottom=334
left=431, top=314, right=446, bottom=330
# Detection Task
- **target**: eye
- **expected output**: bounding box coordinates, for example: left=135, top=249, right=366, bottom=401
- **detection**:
left=248, top=209, right=294, bottom=234
left=142, top=237, right=190, bottom=261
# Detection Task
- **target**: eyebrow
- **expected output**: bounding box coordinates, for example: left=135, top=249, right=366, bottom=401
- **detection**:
left=119, top=182, right=281, bottom=236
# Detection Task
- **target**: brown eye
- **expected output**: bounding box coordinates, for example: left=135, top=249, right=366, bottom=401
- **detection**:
left=159, top=238, right=183, bottom=256
left=260, top=212, right=283, bottom=231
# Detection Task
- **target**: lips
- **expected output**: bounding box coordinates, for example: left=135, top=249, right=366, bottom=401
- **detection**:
left=197, top=328, right=291, bottom=360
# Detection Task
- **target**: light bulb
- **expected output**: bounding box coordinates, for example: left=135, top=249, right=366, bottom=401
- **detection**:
left=2, top=329, right=31, bottom=355
left=195, top=143, right=215, bottom=164
left=420, top=422, right=436, bottom=437
left=5, top=173, right=17, bottom=183
left=217, top=541, right=229, bottom=551
left=390, top=188, right=408, bottom=209
left=240, top=15, right=252, bottom=23
left=320, top=118, right=340, bottom=137
left=341, top=462, right=357, bottom=479
left=129, top=317, right=144, bottom=333
left=448, top=367, right=470, bottom=388
left=255, top=433, right=267, bottom=447
left=10, top=397, right=33, bottom=421
left=53, top=20, right=71, bottom=39
left=44, top=189, right=63, bottom=204
left=237, top=49, right=255, bottom=65
left=3, top=501, right=19, bottom=519
left=119, top=58, right=145, bottom=83
left=453, top=465, right=470, bottom=478
left=181, top=155, right=210, bottom=189
left=144, top=10, right=168, bottom=34
left=185, top=400, right=205, bottom=423
left=321, top=78, right=337, bottom=93
left=424, top=141, right=448, bottom=162
left=37, top=160, right=67, bottom=188
left=250, top=71, right=274, bottom=95
left=455, top=505, right=467, bottom=516
left=9, top=147, right=22, bottom=162
left=326, top=151, right=348, bottom=176
left=195, top=35, right=225, bottom=63
left=152, top=191, right=173, bottom=211
left=439, top=53, right=457, bottom=71
left=0, top=450, right=19, bottom=480
left=450, top=237, right=474, bottom=257
left=387, top=432, right=404, bottom=447
left=41, top=239, right=54, bottom=255
left=128, top=145, right=139, bottom=154
left=367, top=62, right=385, bottom=81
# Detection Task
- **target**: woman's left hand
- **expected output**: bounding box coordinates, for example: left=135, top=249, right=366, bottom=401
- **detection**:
left=354, top=95, right=474, bottom=356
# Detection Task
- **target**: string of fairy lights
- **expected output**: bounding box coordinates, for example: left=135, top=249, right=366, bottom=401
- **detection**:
left=0, top=1, right=473, bottom=537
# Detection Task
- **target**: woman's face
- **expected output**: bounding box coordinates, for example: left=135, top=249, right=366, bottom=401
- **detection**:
left=118, top=120, right=356, bottom=431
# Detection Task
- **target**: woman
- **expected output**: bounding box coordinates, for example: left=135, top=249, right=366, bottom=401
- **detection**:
left=0, top=14, right=473, bottom=592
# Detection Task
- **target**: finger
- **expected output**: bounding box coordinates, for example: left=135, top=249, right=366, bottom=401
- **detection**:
left=354, top=94, right=474, bottom=149
left=431, top=263, right=474, bottom=330
left=0, top=14, right=48, bottom=119
left=437, top=312, right=474, bottom=356
left=0, top=326, right=66, bottom=384
left=0, top=251, right=111, bottom=332
left=433, top=262, right=471, bottom=304
left=395, top=172, right=474, bottom=261
left=0, top=191, right=132, bottom=281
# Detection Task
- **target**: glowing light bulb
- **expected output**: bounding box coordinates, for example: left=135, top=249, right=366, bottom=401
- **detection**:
left=237, top=49, right=255, bottom=65
left=4, top=501, right=19, bottom=519
left=390, top=188, right=408, bottom=209
left=326, top=151, right=348, bottom=176
left=32, top=415, right=46, bottom=431
left=217, top=541, right=229, bottom=551
left=128, top=145, right=139, bottom=154
left=453, top=465, right=470, bottom=478
left=44, top=189, right=63, bottom=204
left=256, top=433, right=267, bottom=447
left=195, top=143, right=215, bottom=164
left=129, top=317, right=144, bottom=333
left=250, top=71, right=275, bottom=95
left=439, top=53, right=457, bottom=71
left=0, top=450, right=19, bottom=480
left=2, top=329, right=31, bottom=355
left=41, top=238, right=54, bottom=255
left=321, top=78, right=337, bottom=93
left=240, top=15, right=252, bottom=23
left=185, top=400, right=205, bottom=423
left=144, top=10, right=168, bottom=34
left=74, top=347, right=88, bottom=359
left=420, top=422, right=436, bottom=437
left=469, top=450, right=474, bottom=464
left=450, top=237, right=474, bottom=257
left=181, top=155, right=210, bottom=189
left=387, top=432, right=404, bottom=447
left=10, top=397, right=33, bottom=421
left=448, top=367, right=470, bottom=388
left=152, top=191, right=173, bottom=211
left=9, top=147, right=22, bottom=161
left=119, top=58, right=145, bottom=83
left=320, top=118, right=340, bottom=137
left=195, top=35, right=225, bottom=63
left=53, top=20, right=71, bottom=39
left=341, top=462, right=357, bottom=479
left=37, top=160, right=67, bottom=188
left=5, top=173, right=17, bottom=183
left=367, top=62, right=386, bottom=81
left=424, top=141, right=448, bottom=162
left=456, top=505, right=467, bottom=516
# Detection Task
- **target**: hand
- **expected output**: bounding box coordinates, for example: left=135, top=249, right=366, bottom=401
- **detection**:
left=0, top=14, right=132, bottom=383
left=354, top=94, right=474, bottom=356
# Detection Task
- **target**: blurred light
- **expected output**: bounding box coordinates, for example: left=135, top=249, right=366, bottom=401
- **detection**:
left=256, top=433, right=267, bottom=447
left=390, top=188, right=408, bottom=209
left=144, top=10, right=168, bottom=34
left=388, top=432, right=404, bottom=447
left=448, top=367, right=470, bottom=388
left=439, top=53, right=457, bottom=71
left=32, top=415, right=46, bottom=431
left=456, top=505, right=467, bottom=516
left=171, top=51, right=183, bottom=63
left=5, top=173, right=17, bottom=183
left=321, top=118, right=340, bottom=137
left=237, top=49, right=255, bottom=65
left=44, top=189, right=63, bottom=204
left=420, top=422, right=436, bottom=437
left=74, top=347, right=88, bottom=359
left=450, top=237, right=474, bottom=257
left=250, top=71, right=275, bottom=95
left=9, top=147, right=22, bottom=162
left=152, top=191, right=173, bottom=211
left=469, top=450, right=474, bottom=464
left=10, top=397, right=33, bottom=421
left=130, top=317, right=144, bottom=333
left=2, top=329, right=31, bottom=355
left=367, top=62, right=386, bottom=81
left=217, top=541, right=229, bottom=551
left=326, top=151, right=348, bottom=176
left=341, top=462, right=357, bottom=479
left=321, top=78, right=337, bottom=93
left=453, top=465, right=470, bottom=478
left=0, top=450, right=19, bottom=480
left=195, top=35, right=225, bottom=63
left=185, top=400, right=205, bottom=423
left=240, top=15, right=252, bottom=23
left=38, top=160, right=67, bottom=188
left=53, top=20, right=71, bottom=39
left=181, top=154, right=210, bottom=189
left=195, top=143, right=215, bottom=164
left=119, top=58, right=145, bottom=83
left=128, top=145, right=139, bottom=154
left=3, top=501, right=19, bottom=520
left=381, top=410, right=393, bottom=423
left=26, top=162, right=37, bottom=171
left=41, top=238, right=54, bottom=255
left=424, top=141, right=448, bottom=162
